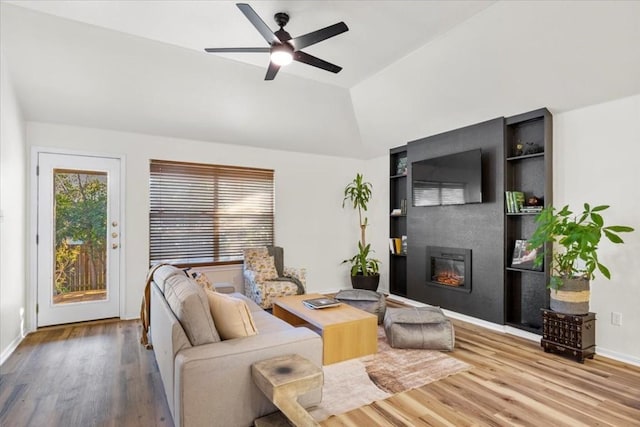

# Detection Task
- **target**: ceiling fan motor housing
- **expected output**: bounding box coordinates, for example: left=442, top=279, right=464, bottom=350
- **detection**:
left=274, top=12, right=290, bottom=28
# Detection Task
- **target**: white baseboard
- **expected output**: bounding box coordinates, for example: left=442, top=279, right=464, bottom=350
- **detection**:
left=121, top=313, right=141, bottom=321
left=595, top=346, right=640, bottom=367
left=504, top=325, right=541, bottom=342
left=0, top=333, right=25, bottom=366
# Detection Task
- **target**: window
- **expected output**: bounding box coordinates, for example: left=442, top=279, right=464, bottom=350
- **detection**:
left=149, top=160, right=274, bottom=266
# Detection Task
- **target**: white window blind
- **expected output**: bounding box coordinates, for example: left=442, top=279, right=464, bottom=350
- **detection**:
left=149, top=160, right=274, bottom=266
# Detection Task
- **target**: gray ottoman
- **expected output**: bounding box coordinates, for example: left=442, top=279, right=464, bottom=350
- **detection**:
left=335, top=289, right=386, bottom=324
left=383, top=306, right=455, bottom=351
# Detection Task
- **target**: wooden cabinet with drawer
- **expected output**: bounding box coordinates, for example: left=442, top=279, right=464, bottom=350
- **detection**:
left=541, top=309, right=595, bottom=363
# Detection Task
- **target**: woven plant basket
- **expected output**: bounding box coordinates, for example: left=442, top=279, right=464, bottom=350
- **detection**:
left=550, top=277, right=590, bottom=315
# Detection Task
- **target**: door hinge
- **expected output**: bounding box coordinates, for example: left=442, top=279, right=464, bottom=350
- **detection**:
left=36, top=165, right=39, bottom=176
left=36, top=304, right=39, bottom=314
left=36, top=234, right=39, bottom=245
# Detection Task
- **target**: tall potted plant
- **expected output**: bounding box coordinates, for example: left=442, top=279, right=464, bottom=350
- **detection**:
left=528, top=203, right=634, bottom=314
left=342, top=173, right=381, bottom=291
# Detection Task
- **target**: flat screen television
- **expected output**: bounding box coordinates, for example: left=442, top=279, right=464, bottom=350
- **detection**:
left=412, top=149, right=482, bottom=206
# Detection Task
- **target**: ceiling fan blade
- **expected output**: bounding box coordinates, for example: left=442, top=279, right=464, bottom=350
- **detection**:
left=205, top=47, right=270, bottom=53
left=265, top=62, right=280, bottom=80
left=236, top=3, right=280, bottom=45
left=290, top=22, right=348, bottom=50
left=293, top=51, right=342, bottom=74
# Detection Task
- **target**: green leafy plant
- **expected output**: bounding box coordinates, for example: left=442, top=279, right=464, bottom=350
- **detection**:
left=528, top=203, right=634, bottom=289
left=342, top=241, right=381, bottom=277
left=342, top=173, right=380, bottom=276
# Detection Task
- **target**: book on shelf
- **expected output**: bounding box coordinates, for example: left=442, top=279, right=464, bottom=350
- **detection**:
left=400, top=199, right=407, bottom=215
left=520, top=206, right=543, bottom=213
left=302, top=297, right=341, bottom=309
left=505, top=191, right=525, bottom=213
left=505, top=191, right=514, bottom=213
left=514, top=192, right=524, bottom=212
left=389, top=237, right=405, bottom=255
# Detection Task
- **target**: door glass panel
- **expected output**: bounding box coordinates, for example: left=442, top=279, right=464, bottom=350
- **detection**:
left=53, top=169, right=108, bottom=305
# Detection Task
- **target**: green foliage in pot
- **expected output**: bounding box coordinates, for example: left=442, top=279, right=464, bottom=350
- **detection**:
left=342, top=241, right=380, bottom=277
left=342, top=173, right=380, bottom=276
left=528, top=203, right=634, bottom=289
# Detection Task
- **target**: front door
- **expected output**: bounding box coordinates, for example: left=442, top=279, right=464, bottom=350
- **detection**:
left=37, top=152, right=121, bottom=327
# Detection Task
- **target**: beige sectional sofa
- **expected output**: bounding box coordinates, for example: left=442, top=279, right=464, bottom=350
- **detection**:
left=149, top=265, right=323, bottom=427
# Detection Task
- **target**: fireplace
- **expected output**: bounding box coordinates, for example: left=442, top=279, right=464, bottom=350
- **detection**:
left=426, top=246, right=472, bottom=293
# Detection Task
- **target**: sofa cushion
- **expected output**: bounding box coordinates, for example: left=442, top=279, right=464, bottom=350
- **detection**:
left=251, top=310, right=296, bottom=335
left=153, top=264, right=185, bottom=294
left=229, top=292, right=263, bottom=313
left=164, top=275, right=221, bottom=345
left=206, top=290, right=258, bottom=340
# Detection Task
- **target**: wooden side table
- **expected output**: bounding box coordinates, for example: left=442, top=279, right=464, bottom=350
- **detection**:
left=252, top=354, right=323, bottom=427
left=541, top=309, right=596, bottom=363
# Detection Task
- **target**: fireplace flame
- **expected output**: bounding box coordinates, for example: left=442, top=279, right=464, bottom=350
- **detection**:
left=433, top=270, right=464, bottom=287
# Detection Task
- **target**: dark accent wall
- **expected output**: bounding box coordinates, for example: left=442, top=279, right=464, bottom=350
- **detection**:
left=406, top=117, right=505, bottom=324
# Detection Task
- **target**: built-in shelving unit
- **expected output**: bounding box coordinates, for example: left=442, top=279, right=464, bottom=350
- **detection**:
left=504, top=108, right=553, bottom=334
left=389, top=146, right=407, bottom=296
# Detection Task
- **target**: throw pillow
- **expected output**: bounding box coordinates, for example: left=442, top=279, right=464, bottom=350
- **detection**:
left=164, top=275, right=221, bottom=345
left=206, top=290, right=258, bottom=340
left=183, top=268, right=214, bottom=291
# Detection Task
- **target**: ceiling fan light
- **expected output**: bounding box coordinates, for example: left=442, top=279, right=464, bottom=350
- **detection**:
left=271, top=47, right=293, bottom=66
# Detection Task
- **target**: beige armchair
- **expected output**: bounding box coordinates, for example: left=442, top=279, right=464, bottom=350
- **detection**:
left=243, top=246, right=306, bottom=309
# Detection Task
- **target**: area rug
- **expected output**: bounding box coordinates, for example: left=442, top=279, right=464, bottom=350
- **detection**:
left=309, top=326, right=472, bottom=422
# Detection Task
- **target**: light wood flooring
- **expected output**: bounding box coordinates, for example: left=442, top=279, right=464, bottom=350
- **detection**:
left=1, top=315, right=639, bottom=426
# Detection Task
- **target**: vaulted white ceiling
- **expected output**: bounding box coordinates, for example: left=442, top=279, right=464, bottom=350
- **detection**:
left=2, top=1, right=639, bottom=158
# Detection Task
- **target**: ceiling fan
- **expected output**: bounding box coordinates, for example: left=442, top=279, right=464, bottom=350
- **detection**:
left=204, top=3, right=348, bottom=80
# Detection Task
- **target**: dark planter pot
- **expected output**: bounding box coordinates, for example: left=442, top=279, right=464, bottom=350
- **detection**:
left=550, top=277, right=590, bottom=315
left=350, top=273, right=380, bottom=291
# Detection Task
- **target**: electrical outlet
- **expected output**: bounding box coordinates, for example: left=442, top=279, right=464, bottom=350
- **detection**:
left=611, top=312, right=623, bottom=326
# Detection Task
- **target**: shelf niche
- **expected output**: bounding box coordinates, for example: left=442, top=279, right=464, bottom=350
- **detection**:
left=504, top=108, right=553, bottom=334
left=389, top=146, right=408, bottom=296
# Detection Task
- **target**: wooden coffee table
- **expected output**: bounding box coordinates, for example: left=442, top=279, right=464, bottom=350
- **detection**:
left=273, top=293, right=377, bottom=365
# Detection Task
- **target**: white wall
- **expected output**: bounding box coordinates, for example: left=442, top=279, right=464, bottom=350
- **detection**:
left=26, top=122, right=367, bottom=320
left=0, top=53, right=27, bottom=363
left=351, top=1, right=640, bottom=158
left=364, top=155, right=391, bottom=293
left=554, top=94, right=640, bottom=361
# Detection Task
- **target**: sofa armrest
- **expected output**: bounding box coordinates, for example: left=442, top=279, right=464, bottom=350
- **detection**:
left=174, top=327, right=322, bottom=427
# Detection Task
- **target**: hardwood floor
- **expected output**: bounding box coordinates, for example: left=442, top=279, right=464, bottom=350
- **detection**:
left=324, top=319, right=640, bottom=426
left=0, top=320, right=172, bottom=427
left=1, top=316, right=639, bottom=426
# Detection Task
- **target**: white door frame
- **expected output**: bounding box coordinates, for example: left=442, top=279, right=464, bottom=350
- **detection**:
left=28, top=147, right=126, bottom=332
